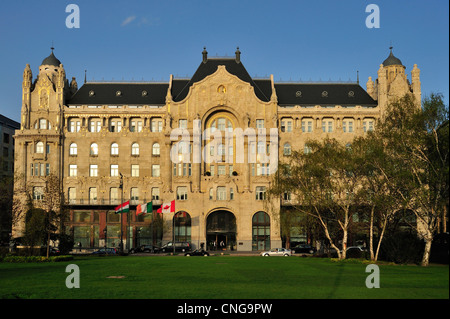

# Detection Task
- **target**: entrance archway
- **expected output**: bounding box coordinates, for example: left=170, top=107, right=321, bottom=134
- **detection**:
left=206, top=210, right=236, bottom=251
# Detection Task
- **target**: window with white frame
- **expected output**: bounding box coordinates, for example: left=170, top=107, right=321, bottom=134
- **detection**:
left=152, top=143, right=160, bottom=156
left=281, top=119, right=293, bottom=132
left=152, top=164, right=160, bottom=177
left=110, top=187, right=119, bottom=204
left=90, top=164, right=98, bottom=177
left=33, top=186, right=44, bottom=200
left=255, top=186, right=267, bottom=200
left=69, top=143, right=77, bottom=156
left=179, top=119, right=187, bottom=129
left=89, top=188, right=97, bottom=203
left=283, top=143, right=291, bottom=156
left=110, top=164, right=119, bottom=177
left=177, top=186, right=188, bottom=200
left=89, top=118, right=102, bottom=132
left=110, top=118, right=122, bottom=132
left=90, top=143, right=98, bottom=156
left=216, top=186, right=226, bottom=200
left=322, top=119, right=333, bottom=133
left=151, top=119, right=163, bottom=132
left=256, top=119, right=265, bottom=129
left=36, top=141, right=44, bottom=154
left=69, top=164, right=77, bottom=177
left=130, top=188, right=139, bottom=204
left=342, top=119, right=354, bottom=133
left=152, top=187, right=160, bottom=200
left=131, top=164, right=139, bottom=177
left=131, top=143, right=139, bottom=155
left=111, top=143, right=119, bottom=155
left=363, top=119, right=375, bottom=132
left=301, top=119, right=313, bottom=133
left=68, top=187, right=76, bottom=204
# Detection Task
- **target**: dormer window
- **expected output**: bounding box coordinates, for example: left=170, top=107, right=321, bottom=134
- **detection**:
left=116, top=91, right=122, bottom=97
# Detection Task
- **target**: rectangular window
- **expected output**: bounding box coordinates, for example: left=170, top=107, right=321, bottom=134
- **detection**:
left=322, top=119, right=333, bottom=133
left=152, top=165, right=160, bottom=177
left=216, top=187, right=226, bottom=201
left=218, top=165, right=226, bottom=176
left=90, top=164, right=98, bottom=177
left=256, top=119, right=265, bottom=129
left=33, top=187, right=44, bottom=200
left=343, top=120, right=354, bottom=133
left=179, top=119, right=187, bottom=129
left=177, top=186, right=188, bottom=201
left=69, top=164, right=77, bottom=177
left=130, top=188, right=139, bottom=204
left=110, top=187, right=119, bottom=205
left=152, top=187, right=160, bottom=200
left=45, top=163, right=50, bottom=176
left=151, top=119, right=163, bottom=132
left=89, top=188, right=97, bottom=204
left=68, top=187, right=76, bottom=204
left=110, top=164, right=119, bottom=177
left=131, top=164, right=139, bottom=177
left=255, top=186, right=266, bottom=200
left=230, top=188, right=234, bottom=200
left=363, top=120, right=374, bottom=132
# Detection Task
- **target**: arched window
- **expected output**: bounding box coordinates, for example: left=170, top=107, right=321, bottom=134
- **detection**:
left=152, top=143, right=160, bottom=156
left=111, top=143, right=119, bottom=155
left=36, top=141, right=44, bottom=154
left=90, top=143, right=98, bottom=156
left=252, top=212, right=270, bottom=251
left=283, top=143, right=291, bottom=156
left=69, top=143, right=77, bottom=155
left=174, top=211, right=191, bottom=242
left=131, top=143, right=139, bottom=155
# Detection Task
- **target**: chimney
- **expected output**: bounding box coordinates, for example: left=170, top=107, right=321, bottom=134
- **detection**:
left=202, top=47, right=208, bottom=63
left=235, top=47, right=241, bottom=63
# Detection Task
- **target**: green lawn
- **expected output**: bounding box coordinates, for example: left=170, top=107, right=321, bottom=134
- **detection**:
left=0, top=256, right=448, bottom=299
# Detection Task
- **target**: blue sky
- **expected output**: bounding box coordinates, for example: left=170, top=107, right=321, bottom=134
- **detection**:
left=0, top=0, right=448, bottom=122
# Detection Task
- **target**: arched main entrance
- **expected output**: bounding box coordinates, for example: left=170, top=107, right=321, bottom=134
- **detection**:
left=206, top=210, right=236, bottom=251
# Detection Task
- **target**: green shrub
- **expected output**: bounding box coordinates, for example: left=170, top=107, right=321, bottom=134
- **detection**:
left=1, top=255, right=73, bottom=263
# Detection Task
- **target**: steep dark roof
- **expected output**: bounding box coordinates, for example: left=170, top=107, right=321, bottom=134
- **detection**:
left=172, top=58, right=271, bottom=102
left=66, top=82, right=169, bottom=105
left=66, top=56, right=376, bottom=107
left=41, top=51, right=61, bottom=67
left=275, top=83, right=377, bottom=106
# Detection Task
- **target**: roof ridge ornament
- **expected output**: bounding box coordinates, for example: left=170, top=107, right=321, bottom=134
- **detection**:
left=202, top=47, right=208, bottom=64
left=235, top=47, right=241, bottom=64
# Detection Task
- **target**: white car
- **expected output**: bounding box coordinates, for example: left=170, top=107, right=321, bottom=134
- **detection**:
left=260, top=248, right=292, bottom=256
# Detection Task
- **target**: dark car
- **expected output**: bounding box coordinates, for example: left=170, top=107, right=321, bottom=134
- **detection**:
left=130, top=245, right=156, bottom=254
left=185, top=249, right=209, bottom=256
left=49, top=247, right=60, bottom=256
left=91, top=248, right=117, bottom=255
left=292, top=244, right=317, bottom=254
left=159, top=241, right=191, bottom=253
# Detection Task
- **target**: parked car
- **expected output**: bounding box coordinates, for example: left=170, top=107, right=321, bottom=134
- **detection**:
left=49, top=247, right=60, bottom=256
left=91, top=248, right=117, bottom=255
left=292, top=244, right=316, bottom=254
left=261, top=248, right=291, bottom=256
left=159, top=241, right=191, bottom=253
left=129, top=245, right=156, bottom=254
left=185, top=249, right=210, bottom=257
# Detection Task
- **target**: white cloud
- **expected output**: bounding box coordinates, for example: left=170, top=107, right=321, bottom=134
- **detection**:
left=121, top=16, right=136, bottom=26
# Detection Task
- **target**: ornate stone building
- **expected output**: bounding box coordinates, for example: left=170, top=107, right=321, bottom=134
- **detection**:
left=12, top=47, right=421, bottom=251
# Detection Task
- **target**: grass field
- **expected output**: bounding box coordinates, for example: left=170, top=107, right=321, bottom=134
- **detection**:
left=0, top=256, right=448, bottom=299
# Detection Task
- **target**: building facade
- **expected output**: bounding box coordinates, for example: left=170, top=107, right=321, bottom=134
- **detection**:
left=12, top=47, right=421, bottom=251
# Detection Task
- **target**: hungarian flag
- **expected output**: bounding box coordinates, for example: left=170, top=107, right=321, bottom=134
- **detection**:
left=157, top=200, right=175, bottom=214
left=115, top=201, right=130, bottom=214
left=136, top=202, right=152, bottom=216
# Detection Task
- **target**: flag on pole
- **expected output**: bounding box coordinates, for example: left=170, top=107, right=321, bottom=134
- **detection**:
left=136, top=202, right=153, bottom=216
left=115, top=201, right=130, bottom=214
left=157, top=200, right=175, bottom=214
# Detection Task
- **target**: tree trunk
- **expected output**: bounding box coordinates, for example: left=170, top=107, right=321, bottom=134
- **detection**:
left=421, top=238, right=432, bottom=267
left=369, top=207, right=375, bottom=261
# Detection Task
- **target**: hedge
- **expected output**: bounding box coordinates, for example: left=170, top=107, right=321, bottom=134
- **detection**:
left=0, top=255, right=74, bottom=263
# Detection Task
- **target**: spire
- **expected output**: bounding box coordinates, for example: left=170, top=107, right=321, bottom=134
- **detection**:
left=202, top=47, right=208, bottom=63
